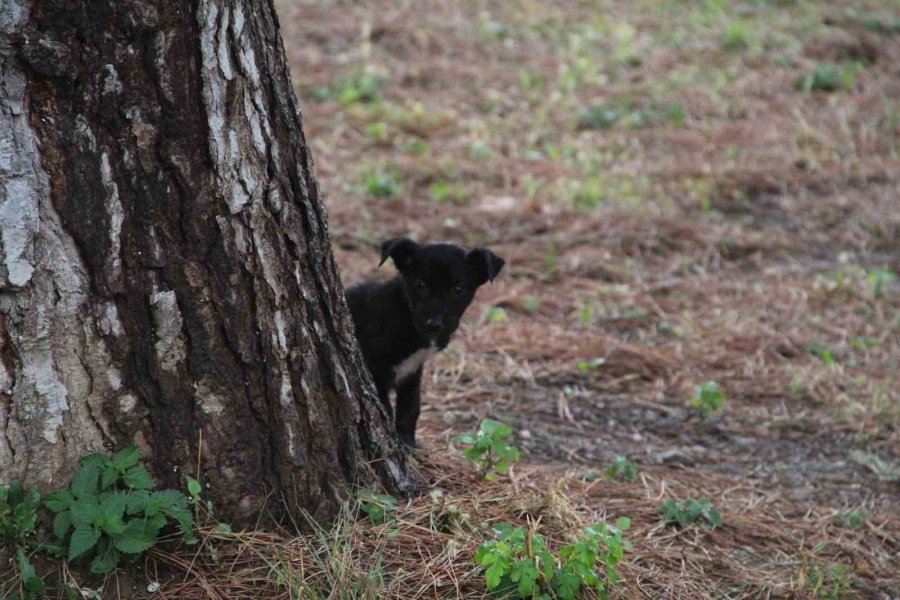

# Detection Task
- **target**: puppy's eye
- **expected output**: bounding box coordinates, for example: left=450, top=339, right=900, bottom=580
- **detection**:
left=453, top=284, right=467, bottom=296
left=415, top=279, right=428, bottom=291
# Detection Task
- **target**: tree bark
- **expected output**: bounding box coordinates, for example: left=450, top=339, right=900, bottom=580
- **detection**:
left=0, top=0, right=412, bottom=526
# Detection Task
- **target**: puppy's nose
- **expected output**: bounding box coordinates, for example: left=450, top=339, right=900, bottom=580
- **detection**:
left=424, top=318, right=443, bottom=333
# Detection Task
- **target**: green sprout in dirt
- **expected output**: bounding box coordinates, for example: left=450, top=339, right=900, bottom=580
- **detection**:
left=486, top=306, right=508, bottom=324
left=803, top=560, right=853, bottom=600
left=578, top=104, right=619, bottom=130
left=454, top=419, right=520, bottom=480
left=312, top=66, right=385, bottom=105
left=604, top=456, right=638, bottom=483
left=577, top=358, right=605, bottom=374
left=357, top=490, right=397, bottom=525
left=474, top=518, right=630, bottom=600
left=806, top=343, right=835, bottom=367
left=689, top=380, right=726, bottom=418
left=359, top=166, right=403, bottom=199
left=430, top=180, right=469, bottom=205
left=43, top=446, right=194, bottom=574
left=364, top=122, right=389, bottom=144
left=665, top=102, right=687, bottom=127
left=468, top=140, right=493, bottom=160
left=722, top=20, right=756, bottom=50
left=834, top=509, right=867, bottom=530
left=866, top=266, right=895, bottom=299
left=798, top=62, right=863, bottom=93
left=658, top=497, right=723, bottom=529
left=1, top=481, right=45, bottom=598
left=403, top=136, right=430, bottom=155
left=521, top=297, right=540, bottom=312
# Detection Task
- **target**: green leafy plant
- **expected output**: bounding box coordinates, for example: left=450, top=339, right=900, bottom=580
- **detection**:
left=722, top=20, right=755, bottom=50
left=835, top=509, right=866, bottom=530
left=486, top=307, right=508, bottom=324
left=572, top=176, right=607, bottom=210
left=430, top=180, right=469, bottom=205
left=357, top=491, right=397, bottom=525
left=577, top=104, right=619, bottom=130
left=805, top=561, right=852, bottom=600
left=604, top=456, right=638, bottom=483
left=665, top=102, right=687, bottom=127
left=313, top=66, right=385, bottom=105
left=689, top=380, right=726, bottom=418
left=577, top=357, right=605, bottom=374
left=43, top=447, right=194, bottom=574
left=468, top=140, right=493, bottom=160
left=364, top=122, right=389, bottom=143
left=1, top=481, right=45, bottom=598
left=454, top=419, right=520, bottom=480
left=866, top=266, right=895, bottom=299
left=806, top=343, right=835, bottom=367
left=798, top=62, right=862, bottom=93
left=403, top=137, right=430, bottom=155
left=360, top=167, right=403, bottom=199
left=521, top=297, right=540, bottom=312
left=474, top=518, right=630, bottom=599
left=658, top=497, right=723, bottom=529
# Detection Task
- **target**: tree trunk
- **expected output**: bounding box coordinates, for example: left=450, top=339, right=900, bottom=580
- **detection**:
left=0, top=0, right=412, bottom=526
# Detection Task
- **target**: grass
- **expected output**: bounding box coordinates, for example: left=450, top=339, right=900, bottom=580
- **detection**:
left=114, top=453, right=899, bottom=598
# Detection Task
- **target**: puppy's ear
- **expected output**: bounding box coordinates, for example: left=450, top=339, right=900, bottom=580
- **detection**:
left=467, top=248, right=505, bottom=285
left=379, top=238, right=419, bottom=269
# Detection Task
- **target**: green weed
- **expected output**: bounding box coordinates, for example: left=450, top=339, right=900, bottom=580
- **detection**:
left=468, top=140, right=493, bottom=160
left=454, top=419, right=520, bottom=480
left=658, top=497, right=723, bottom=529
left=805, top=561, right=853, bottom=600
left=722, top=20, right=756, bottom=50
left=43, top=446, right=194, bottom=574
left=486, top=306, right=508, bottom=324
left=311, top=66, right=385, bottom=105
left=577, top=104, right=619, bottom=130
left=403, top=137, right=430, bottom=155
left=521, top=297, right=541, bottom=312
left=430, top=181, right=469, bottom=205
left=357, top=491, right=397, bottom=525
left=364, top=122, right=389, bottom=144
left=806, top=343, right=835, bottom=367
left=1, top=481, right=44, bottom=598
left=474, top=518, right=630, bottom=599
left=360, top=167, right=403, bottom=199
left=572, top=176, right=607, bottom=210
left=798, top=62, right=863, bottom=93
left=834, top=509, right=866, bottom=530
left=866, top=266, right=895, bottom=299
left=577, top=358, right=605, bottom=373
left=665, top=102, right=687, bottom=127
left=689, top=380, right=726, bottom=418
left=604, top=456, right=638, bottom=483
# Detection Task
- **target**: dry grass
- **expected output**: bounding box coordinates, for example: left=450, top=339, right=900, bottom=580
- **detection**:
left=135, top=452, right=898, bottom=598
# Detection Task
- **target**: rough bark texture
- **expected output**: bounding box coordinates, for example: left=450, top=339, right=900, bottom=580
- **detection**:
left=0, top=0, right=412, bottom=526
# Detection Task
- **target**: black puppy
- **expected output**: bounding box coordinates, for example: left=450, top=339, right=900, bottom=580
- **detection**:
left=346, top=238, right=504, bottom=447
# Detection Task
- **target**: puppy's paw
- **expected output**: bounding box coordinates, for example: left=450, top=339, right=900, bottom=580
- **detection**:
left=399, top=432, right=419, bottom=450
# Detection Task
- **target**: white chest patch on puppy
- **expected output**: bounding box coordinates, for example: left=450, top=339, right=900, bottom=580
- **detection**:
left=393, top=342, right=438, bottom=382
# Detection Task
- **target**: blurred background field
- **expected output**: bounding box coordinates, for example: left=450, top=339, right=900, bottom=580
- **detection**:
left=255, top=0, right=899, bottom=596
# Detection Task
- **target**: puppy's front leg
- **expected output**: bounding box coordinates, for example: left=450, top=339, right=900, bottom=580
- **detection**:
left=374, top=376, right=393, bottom=419
left=394, top=368, right=422, bottom=447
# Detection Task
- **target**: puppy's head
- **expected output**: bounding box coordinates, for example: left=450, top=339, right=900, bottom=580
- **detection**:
left=380, top=238, right=504, bottom=343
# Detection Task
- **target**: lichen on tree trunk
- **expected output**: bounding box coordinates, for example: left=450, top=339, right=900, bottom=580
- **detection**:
left=0, top=0, right=413, bottom=526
